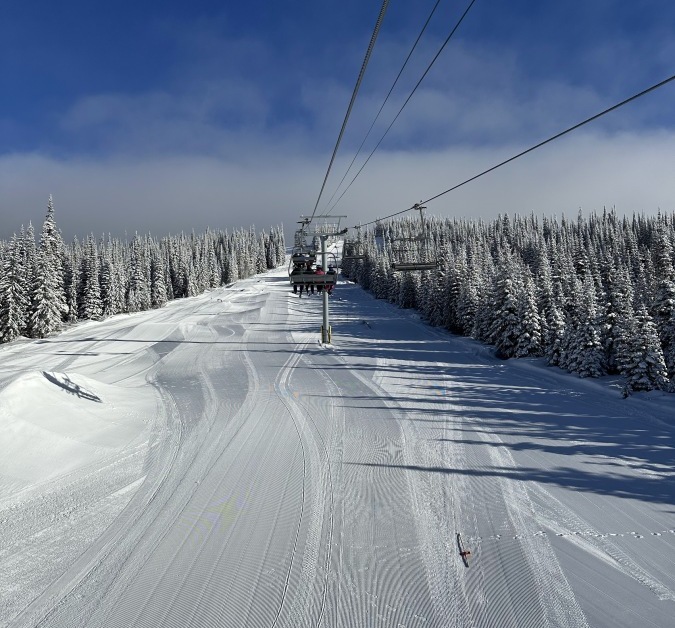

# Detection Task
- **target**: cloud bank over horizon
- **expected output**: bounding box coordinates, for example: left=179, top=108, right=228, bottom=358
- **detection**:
left=4, top=129, right=675, bottom=241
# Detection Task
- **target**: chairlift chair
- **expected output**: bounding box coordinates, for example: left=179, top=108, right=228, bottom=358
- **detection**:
left=389, top=202, right=438, bottom=272
left=391, top=261, right=437, bottom=271
left=289, top=249, right=338, bottom=293
left=342, top=239, right=366, bottom=261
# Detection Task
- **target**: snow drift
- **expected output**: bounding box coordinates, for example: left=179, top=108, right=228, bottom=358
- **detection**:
left=0, top=371, right=151, bottom=493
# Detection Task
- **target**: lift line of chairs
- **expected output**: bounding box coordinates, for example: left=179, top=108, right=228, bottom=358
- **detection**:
left=289, top=205, right=437, bottom=295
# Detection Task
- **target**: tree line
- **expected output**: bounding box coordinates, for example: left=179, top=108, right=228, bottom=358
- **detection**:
left=0, top=196, right=286, bottom=342
left=342, top=209, right=675, bottom=396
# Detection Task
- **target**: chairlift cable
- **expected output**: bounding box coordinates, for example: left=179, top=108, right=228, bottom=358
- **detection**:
left=329, top=0, right=479, bottom=214
left=421, top=72, right=675, bottom=206
left=353, top=71, right=675, bottom=229
left=323, top=0, right=444, bottom=214
left=309, top=0, right=391, bottom=223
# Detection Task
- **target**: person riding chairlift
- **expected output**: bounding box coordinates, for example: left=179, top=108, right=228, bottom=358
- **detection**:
left=326, top=265, right=336, bottom=295
left=291, top=264, right=303, bottom=294
left=304, top=261, right=316, bottom=295
left=315, top=264, right=325, bottom=293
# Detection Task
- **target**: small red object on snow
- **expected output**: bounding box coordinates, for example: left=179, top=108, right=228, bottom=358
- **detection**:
left=457, top=533, right=471, bottom=566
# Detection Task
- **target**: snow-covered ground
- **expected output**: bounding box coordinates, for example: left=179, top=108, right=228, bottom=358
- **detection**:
left=1, top=266, right=674, bottom=627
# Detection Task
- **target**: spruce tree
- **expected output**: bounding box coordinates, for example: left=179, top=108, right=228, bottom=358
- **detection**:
left=17, top=224, right=36, bottom=335
left=28, top=196, right=67, bottom=338
left=486, top=257, right=522, bottom=358
left=514, top=269, right=542, bottom=357
left=398, top=272, right=418, bottom=309
left=619, top=305, right=670, bottom=394
left=650, top=229, right=675, bottom=378
left=0, top=235, right=29, bottom=342
left=563, top=273, right=605, bottom=378
left=603, top=265, right=634, bottom=373
left=127, top=233, right=150, bottom=312
left=79, top=234, right=103, bottom=320
left=63, top=251, right=78, bottom=323
left=150, top=243, right=168, bottom=308
left=652, top=278, right=675, bottom=378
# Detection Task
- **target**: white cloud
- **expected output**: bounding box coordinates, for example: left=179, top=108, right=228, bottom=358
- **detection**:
left=2, top=130, right=674, bottom=242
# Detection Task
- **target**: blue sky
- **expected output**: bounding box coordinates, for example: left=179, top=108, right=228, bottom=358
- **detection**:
left=2, top=0, right=675, bottom=239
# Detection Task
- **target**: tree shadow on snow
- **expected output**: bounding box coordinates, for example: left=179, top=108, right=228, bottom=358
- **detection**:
left=321, top=284, right=675, bottom=509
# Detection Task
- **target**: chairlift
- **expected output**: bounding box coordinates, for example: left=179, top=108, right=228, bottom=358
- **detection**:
left=340, top=226, right=367, bottom=263
left=391, top=261, right=438, bottom=271
left=342, top=240, right=366, bottom=262
left=289, top=247, right=338, bottom=296
left=390, top=203, right=438, bottom=272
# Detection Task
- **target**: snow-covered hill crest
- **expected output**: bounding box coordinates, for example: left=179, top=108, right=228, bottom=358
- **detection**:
left=0, top=371, right=152, bottom=492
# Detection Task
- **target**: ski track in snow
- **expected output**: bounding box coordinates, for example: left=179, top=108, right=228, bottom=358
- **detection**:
left=353, top=348, right=588, bottom=628
left=1, top=268, right=675, bottom=627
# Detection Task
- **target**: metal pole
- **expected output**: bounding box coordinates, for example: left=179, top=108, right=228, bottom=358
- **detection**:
left=321, top=235, right=330, bottom=343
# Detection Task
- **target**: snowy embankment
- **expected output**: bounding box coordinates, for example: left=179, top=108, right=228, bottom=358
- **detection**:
left=0, top=371, right=150, bottom=494
left=1, top=264, right=674, bottom=628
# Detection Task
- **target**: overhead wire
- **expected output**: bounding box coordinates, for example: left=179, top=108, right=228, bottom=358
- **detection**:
left=329, top=0, right=479, bottom=214
left=309, top=0, right=390, bottom=223
left=353, top=71, right=675, bottom=229
left=322, top=0, right=444, bottom=214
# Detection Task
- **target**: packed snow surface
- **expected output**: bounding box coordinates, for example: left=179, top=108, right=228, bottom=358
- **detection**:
left=0, top=371, right=150, bottom=491
left=1, top=266, right=674, bottom=627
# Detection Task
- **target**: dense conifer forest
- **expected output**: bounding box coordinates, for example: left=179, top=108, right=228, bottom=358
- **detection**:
left=4, top=198, right=674, bottom=396
left=0, top=197, right=286, bottom=343
left=342, top=209, right=675, bottom=395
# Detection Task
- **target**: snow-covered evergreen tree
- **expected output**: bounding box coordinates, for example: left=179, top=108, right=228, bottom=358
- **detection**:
left=17, top=224, right=36, bottom=335
left=78, top=235, right=103, bottom=320
left=652, top=277, right=675, bottom=378
left=150, top=242, right=168, bottom=308
left=0, top=235, right=29, bottom=342
left=562, top=273, right=605, bottom=378
left=63, top=250, right=78, bottom=323
left=100, top=247, right=115, bottom=317
left=603, top=265, right=634, bottom=373
left=650, top=227, right=675, bottom=378
left=619, top=305, right=670, bottom=394
left=397, top=272, right=418, bottom=309
left=514, top=268, right=542, bottom=357
left=28, top=196, right=67, bottom=338
left=486, top=257, right=522, bottom=358
left=127, top=233, right=150, bottom=312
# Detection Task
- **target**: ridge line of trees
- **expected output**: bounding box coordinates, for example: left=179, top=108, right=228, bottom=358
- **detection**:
left=0, top=196, right=286, bottom=342
left=342, top=209, right=675, bottom=396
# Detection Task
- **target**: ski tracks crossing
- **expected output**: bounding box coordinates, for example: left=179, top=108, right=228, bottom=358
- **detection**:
left=7, top=273, right=675, bottom=627
left=344, top=321, right=591, bottom=628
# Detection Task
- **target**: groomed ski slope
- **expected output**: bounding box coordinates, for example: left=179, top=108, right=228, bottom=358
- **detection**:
left=1, top=266, right=674, bottom=628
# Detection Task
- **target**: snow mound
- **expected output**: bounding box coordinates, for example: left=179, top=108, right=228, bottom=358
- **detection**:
left=0, top=371, right=152, bottom=491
